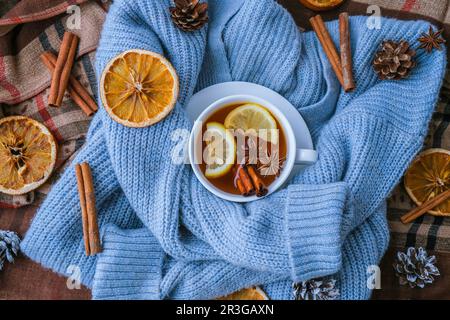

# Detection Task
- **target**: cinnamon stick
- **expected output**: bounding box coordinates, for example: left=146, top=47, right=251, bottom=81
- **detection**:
left=401, top=189, right=450, bottom=224
left=41, top=52, right=97, bottom=116
left=236, top=178, right=248, bottom=197
left=310, top=15, right=344, bottom=87
left=236, top=165, right=255, bottom=196
left=80, top=162, right=102, bottom=255
left=48, top=32, right=79, bottom=108
left=75, top=164, right=90, bottom=256
left=339, top=13, right=355, bottom=92
left=247, top=165, right=268, bottom=197
left=75, top=162, right=102, bottom=256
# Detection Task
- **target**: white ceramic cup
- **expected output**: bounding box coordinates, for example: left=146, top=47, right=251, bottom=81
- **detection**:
left=189, top=95, right=317, bottom=202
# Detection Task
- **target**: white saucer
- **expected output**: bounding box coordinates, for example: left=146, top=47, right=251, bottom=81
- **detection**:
left=185, top=81, right=315, bottom=177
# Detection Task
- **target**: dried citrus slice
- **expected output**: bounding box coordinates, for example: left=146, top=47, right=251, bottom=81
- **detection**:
left=404, top=148, right=450, bottom=216
left=0, top=116, right=57, bottom=195
left=224, top=104, right=278, bottom=144
left=217, top=287, right=269, bottom=300
left=100, top=49, right=179, bottom=128
left=299, top=0, right=344, bottom=11
left=204, top=122, right=235, bottom=179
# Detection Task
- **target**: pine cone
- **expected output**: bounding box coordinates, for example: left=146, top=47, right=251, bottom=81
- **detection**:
left=169, top=0, right=208, bottom=32
left=393, top=247, right=440, bottom=288
left=293, top=278, right=339, bottom=300
left=373, top=40, right=417, bottom=80
left=0, top=230, right=20, bottom=271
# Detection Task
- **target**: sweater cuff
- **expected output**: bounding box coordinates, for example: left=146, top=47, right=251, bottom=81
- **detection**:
left=285, top=183, right=347, bottom=282
left=92, top=225, right=165, bottom=300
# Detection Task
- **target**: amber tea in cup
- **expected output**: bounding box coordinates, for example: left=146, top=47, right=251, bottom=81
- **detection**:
left=199, top=103, right=287, bottom=197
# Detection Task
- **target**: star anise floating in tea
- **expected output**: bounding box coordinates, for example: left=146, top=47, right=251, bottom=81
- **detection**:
left=418, top=26, right=446, bottom=53
left=258, top=148, right=286, bottom=178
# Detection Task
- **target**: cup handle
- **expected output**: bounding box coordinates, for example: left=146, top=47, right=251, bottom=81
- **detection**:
left=295, top=149, right=318, bottom=165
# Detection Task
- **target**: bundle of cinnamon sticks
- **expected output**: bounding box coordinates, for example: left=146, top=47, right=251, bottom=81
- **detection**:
left=310, top=13, right=355, bottom=92
left=235, top=164, right=268, bottom=198
left=41, top=31, right=98, bottom=116
left=75, top=162, right=102, bottom=256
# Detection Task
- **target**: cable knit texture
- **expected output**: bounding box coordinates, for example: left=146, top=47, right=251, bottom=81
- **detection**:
left=21, top=0, right=446, bottom=300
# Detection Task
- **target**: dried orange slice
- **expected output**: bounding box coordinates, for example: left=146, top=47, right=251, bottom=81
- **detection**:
left=100, top=49, right=179, bottom=128
left=404, top=148, right=450, bottom=216
left=0, top=116, right=57, bottom=195
left=217, top=287, right=269, bottom=300
left=299, top=0, right=344, bottom=11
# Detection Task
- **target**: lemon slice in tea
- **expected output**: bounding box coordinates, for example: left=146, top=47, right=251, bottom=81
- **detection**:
left=100, top=49, right=179, bottom=128
left=224, top=104, right=278, bottom=144
left=204, top=122, right=235, bottom=179
left=404, top=148, right=450, bottom=216
left=217, top=287, right=269, bottom=300
left=0, top=116, right=57, bottom=195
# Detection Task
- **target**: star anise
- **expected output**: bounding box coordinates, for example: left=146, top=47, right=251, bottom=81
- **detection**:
left=258, top=148, right=285, bottom=177
left=418, top=26, right=446, bottom=53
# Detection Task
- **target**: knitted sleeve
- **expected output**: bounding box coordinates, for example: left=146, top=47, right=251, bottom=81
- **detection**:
left=92, top=205, right=388, bottom=300
left=262, top=207, right=389, bottom=300
left=92, top=224, right=283, bottom=299
left=20, top=125, right=143, bottom=286
left=338, top=207, right=390, bottom=300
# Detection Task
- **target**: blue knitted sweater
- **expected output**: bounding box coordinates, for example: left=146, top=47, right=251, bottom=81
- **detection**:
left=21, top=0, right=446, bottom=300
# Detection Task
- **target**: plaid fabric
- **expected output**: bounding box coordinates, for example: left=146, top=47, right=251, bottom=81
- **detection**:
left=0, top=0, right=89, bottom=36
left=0, top=1, right=19, bottom=18
left=0, top=4, right=104, bottom=104
left=388, top=72, right=450, bottom=252
left=351, top=0, right=450, bottom=26
left=348, top=0, right=450, bottom=46
left=0, top=1, right=106, bottom=208
left=285, top=0, right=450, bottom=50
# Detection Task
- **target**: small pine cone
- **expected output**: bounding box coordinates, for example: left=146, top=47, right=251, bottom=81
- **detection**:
left=169, top=0, right=208, bottom=32
left=293, top=278, right=339, bottom=300
left=393, top=247, right=440, bottom=289
left=373, top=40, right=417, bottom=80
left=0, top=230, right=20, bottom=271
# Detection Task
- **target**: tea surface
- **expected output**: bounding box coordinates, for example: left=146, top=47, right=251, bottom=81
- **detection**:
left=199, top=104, right=287, bottom=195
